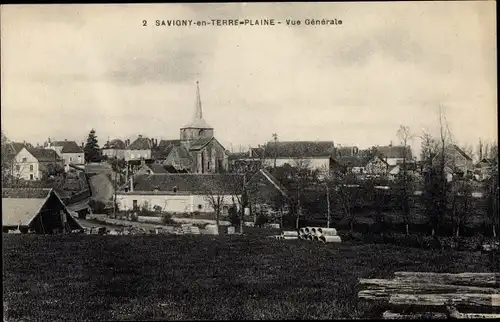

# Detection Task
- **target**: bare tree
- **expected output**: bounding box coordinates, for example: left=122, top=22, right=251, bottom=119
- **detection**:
left=397, top=125, right=415, bottom=235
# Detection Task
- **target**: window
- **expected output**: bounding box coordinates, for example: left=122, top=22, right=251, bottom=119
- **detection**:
left=133, top=200, right=138, bottom=210
left=29, top=174, right=34, bottom=180
left=22, top=157, right=27, bottom=162
left=197, top=204, right=203, bottom=210
left=173, top=186, right=178, bottom=193
left=29, top=165, right=33, bottom=171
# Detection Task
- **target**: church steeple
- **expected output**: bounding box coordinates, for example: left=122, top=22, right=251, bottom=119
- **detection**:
left=182, top=81, right=213, bottom=130
left=195, top=81, right=203, bottom=120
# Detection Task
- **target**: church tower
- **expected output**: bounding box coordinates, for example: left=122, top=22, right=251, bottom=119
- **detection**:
left=180, top=81, right=214, bottom=150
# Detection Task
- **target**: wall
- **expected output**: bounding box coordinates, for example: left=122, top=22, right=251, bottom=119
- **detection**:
left=116, top=193, right=240, bottom=214
left=102, top=149, right=125, bottom=159
left=124, top=149, right=151, bottom=161
left=262, top=157, right=330, bottom=170
left=13, top=148, right=40, bottom=180
left=180, top=128, right=214, bottom=149
left=62, top=152, right=84, bottom=165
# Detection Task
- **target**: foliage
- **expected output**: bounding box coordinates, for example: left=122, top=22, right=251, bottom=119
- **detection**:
left=89, top=200, right=107, bottom=213
left=84, top=129, right=101, bottom=163
left=161, top=213, right=174, bottom=225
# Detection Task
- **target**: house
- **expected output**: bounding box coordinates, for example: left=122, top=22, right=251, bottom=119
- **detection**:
left=373, top=144, right=413, bottom=166
left=255, top=140, right=336, bottom=176
left=135, top=162, right=169, bottom=175
left=474, top=158, right=494, bottom=181
left=228, top=152, right=262, bottom=174
left=102, top=139, right=126, bottom=159
left=2, top=188, right=84, bottom=234
left=432, top=144, right=473, bottom=177
left=124, top=135, right=154, bottom=162
left=147, top=81, right=229, bottom=173
left=365, top=156, right=390, bottom=176
left=387, top=161, right=419, bottom=181
left=45, top=139, right=85, bottom=166
left=331, top=156, right=368, bottom=175
left=116, top=173, right=244, bottom=214
left=245, top=168, right=289, bottom=214
left=12, top=147, right=63, bottom=181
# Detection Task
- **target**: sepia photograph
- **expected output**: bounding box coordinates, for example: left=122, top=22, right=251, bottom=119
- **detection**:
left=1, top=2, right=498, bottom=320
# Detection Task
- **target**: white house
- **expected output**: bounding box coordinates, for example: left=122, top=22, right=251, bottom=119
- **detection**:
left=373, top=144, right=413, bottom=166
left=45, top=140, right=84, bottom=167
left=116, top=173, right=244, bottom=215
left=102, top=139, right=126, bottom=159
left=124, top=135, right=153, bottom=161
left=12, top=147, right=63, bottom=181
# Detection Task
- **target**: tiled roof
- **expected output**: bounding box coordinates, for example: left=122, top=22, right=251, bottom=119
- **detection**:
left=104, top=139, right=126, bottom=150
left=182, top=118, right=213, bottom=129
left=27, top=147, right=62, bottom=162
left=128, top=174, right=244, bottom=195
left=9, top=142, right=26, bottom=155
left=375, top=145, right=412, bottom=160
left=158, top=139, right=181, bottom=149
left=189, top=137, right=214, bottom=151
left=61, top=141, right=84, bottom=153
left=85, top=163, right=112, bottom=174
left=2, top=188, right=52, bottom=199
left=50, top=141, right=67, bottom=147
left=264, top=141, right=335, bottom=158
left=334, top=146, right=359, bottom=158
left=127, top=137, right=152, bottom=150
left=334, top=156, right=368, bottom=168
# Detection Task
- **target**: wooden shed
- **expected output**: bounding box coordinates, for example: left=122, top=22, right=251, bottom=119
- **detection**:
left=2, top=188, right=84, bottom=234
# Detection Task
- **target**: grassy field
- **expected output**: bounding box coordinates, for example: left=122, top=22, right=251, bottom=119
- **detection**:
left=3, top=234, right=498, bottom=321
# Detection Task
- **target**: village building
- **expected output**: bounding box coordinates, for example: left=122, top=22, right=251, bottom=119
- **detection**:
left=473, top=158, right=494, bottom=181
left=373, top=144, right=413, bottom=166
left=245, top=168, right=290, bottom=216
left=116, top=173, right=244, bottom=214
left=248, top=141, right=336, bottom=177
left=2, top=188, right=84, bottom=234
left=124, top=135, right=154, bottom=162
left=45, top=139, right=85, bottom=167
left=102, top=139, right=126, bottom=159
left=11, top=147, right=63, bottom=181
left=432, top=144, right=473, bottom=177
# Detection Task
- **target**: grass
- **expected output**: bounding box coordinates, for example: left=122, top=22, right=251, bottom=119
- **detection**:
left=3, top=234, right=498, bottom=321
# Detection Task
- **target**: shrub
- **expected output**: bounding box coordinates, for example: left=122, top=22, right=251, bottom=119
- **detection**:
left=129, top=212, right=138, bottom=222
left=161, top=213, right=175, bottom=225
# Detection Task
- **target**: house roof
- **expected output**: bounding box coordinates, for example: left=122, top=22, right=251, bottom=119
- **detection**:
left=334, top=156, right=368, bottom=168
left=126, top=174, right=244, bottom=195
left=162, top=145, right=193, bottom=170
left=61, top=141, right=84, bottom=153
left=451, top=145, right=473, bottom=161
left=9, top=142, right=26, bottom=155
left=2, top=188, right=52, bottom=227
left=250, top=147, right=265, bottom=158
left=334, top=146, right=359, bottom=158
left=104, top=139, right=126, bottom=150
left=263, top=141, right=335, bottom=158
left=26, top=147, right=62, bottom=162
left=248, top=168, right=289, bottom=198
left=139, top=163, right=168, bottom=174
left=158, top=139, right=181, bottom=149
left=127, top=137, right=152, bottom=150
left=375, top=145, right=412, bottom=159
left=85, top=163, right=112, bottom=174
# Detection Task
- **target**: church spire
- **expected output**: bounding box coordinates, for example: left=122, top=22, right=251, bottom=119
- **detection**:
left=195, top=80, right=203, bottom=120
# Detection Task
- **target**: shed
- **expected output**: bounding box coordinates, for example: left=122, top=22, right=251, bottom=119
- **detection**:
left=2, top=188, right=84, bottom=234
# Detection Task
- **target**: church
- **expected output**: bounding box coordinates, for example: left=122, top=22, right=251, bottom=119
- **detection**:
left=151, top=81, right=229, bottom=173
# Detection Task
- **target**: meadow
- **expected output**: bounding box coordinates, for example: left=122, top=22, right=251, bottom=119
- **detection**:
left=3, top=234, right=499, bottom=321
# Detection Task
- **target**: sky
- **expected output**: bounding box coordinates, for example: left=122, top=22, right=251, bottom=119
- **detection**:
left=1, top=2, right=497, bottom=159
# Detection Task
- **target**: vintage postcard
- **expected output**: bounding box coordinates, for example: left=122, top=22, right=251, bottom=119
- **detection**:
left=1, top=2, right=498, bottom=321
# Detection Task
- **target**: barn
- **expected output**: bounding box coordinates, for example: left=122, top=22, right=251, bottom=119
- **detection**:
left=2, top=188, right=84, bottom=234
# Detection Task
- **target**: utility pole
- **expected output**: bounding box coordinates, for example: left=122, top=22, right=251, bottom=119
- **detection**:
left=326, top=183, right=331, bottom=228
left=272, top=133, right=278, bottom=169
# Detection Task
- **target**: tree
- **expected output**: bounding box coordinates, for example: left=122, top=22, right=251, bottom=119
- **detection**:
left=449, top=178, right=472, bottom=237
left=396, top=125, right=415, bottom=235
left=1, top=130, right=12, bottom=184
left=485, top=143, right=499, bottom=238
left=84, top=129, right=100, bottom=163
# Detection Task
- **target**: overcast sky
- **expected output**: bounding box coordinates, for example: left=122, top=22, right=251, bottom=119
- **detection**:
left=1, top=2, right=497, bottom=158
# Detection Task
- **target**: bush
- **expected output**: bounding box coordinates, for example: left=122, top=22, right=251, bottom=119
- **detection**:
left=161, top=213, right=175, bottom=225
left=130, top=212, right=138, bottom=222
